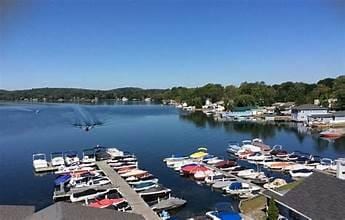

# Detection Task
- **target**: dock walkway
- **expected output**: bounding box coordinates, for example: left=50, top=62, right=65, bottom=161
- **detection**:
left=96, top=161, right=161, bottom=220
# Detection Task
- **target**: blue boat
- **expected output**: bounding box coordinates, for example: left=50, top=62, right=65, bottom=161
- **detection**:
left=54, top=174, right=71, bottom=186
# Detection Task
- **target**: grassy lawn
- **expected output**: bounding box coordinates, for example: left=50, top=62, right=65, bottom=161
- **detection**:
left=240, top=195, right=266, bottom=214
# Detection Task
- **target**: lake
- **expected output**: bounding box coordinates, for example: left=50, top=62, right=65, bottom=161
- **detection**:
left=0, top=102, right=345, bottom=218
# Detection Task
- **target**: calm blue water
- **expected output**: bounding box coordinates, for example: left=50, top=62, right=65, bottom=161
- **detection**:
left=0, top=103, right=344, bottom=218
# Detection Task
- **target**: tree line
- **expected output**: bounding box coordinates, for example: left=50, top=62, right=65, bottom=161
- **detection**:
left=1, top=75, right=344, bottom=110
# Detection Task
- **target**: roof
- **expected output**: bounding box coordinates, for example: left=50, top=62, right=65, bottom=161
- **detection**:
left=232, top=106, right=256, bottom=112
left=293, top=104, right=328, bottom=111
left=333, top=111, right=345, bottom=117
left=0, top=205, right=35, bottom=220
left=27, top=202, right=145, bottom=220
left=309, top=111, right=345, bottom=118
left=263, top=171, right=345, bottom=220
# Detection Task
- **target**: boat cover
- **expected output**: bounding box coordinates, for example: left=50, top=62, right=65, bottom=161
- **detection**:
left=229, top=182, right=242, bottom=190
left=54, top=175, right=71, bottom=186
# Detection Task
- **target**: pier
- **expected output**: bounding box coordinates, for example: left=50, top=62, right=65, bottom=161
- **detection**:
left=96, top=161, right=161, bottom=220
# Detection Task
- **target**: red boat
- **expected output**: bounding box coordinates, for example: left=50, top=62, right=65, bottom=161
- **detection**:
left=214, top=160, right=237, bottom=169
left=320, top=129, right=343, bottom=139
left=89, top=198, right=126, bottom=209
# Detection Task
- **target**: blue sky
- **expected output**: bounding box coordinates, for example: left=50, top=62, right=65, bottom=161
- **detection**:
left=0, top=0, right=344, bottom=90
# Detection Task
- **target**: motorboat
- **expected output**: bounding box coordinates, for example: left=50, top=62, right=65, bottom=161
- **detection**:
left=70, top=188, right=111, bottom=203
left=206, top=210, right=242, bottom=220
left=270, top=145, right=289, bottom=159
left=151, top=195, right=187, bottom=211
left=106, top=147, right=124, bottom=158
left=163, top=155, right=189, bottom=167
left=172, top=160, right=197, bottom=171
left=125, top=173, right=155, bottom=182
left=54, top=174, right=71, bottom=186
left=94, top=146, right=112, bottom=161
left=120, top=169, right=148, bottom=178
left=132, top=181, right=158, bottom=191
left=205, top=173, right=236, bottom=185
left=203, top=155, right=223, bottom=165
left=89, top=198, right=127, bottom=209
left=32, top=153, right=49, bottom=170
left=72, top=176, right=111, bottom=188
left=228, top=166, right=247, bottom=175
left=263, top=178, right=287, bottom=189
left=237, top=169, right=264, bottom=179
left=194, top=169, right=214, bottom=180
left=316, top=158, right=337, bottom=171
left=320, top=129, right=343, bottom=139
left=51, top=152, right=65, bottom=167
left=55, top=165, right=95, bottom=175
left=289, top=168, right=313, bottom=178
left=212, top=180, right=236, bottom=190
left=64, top=151, right=80, bottom=166
left=139, top=185, right=172, bottom=202
left=263, top=161, right=296, bottom=171
left=223, top=182, right=260, bottom=195
left=81, top=149, right=96, bottom=164
left=189, top=147, right=208, bottom=159
left=214, top=160, right=237, bottom=171
left=128, top=178, right=159, bottom=185
left=227, top=142, right=241, bottom=154
left=238, top=140, right=261, bottom=154
left=181, top=164, right=210, bottom=176
left=246, top=152, right=273, bottom=163
left=112, top=164, right=138, bottom=171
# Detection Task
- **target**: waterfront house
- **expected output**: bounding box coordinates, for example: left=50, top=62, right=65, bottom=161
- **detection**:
left=307, top=111, right=345, bottom=126
left=0, top=202, right=145, bottom=220
left=291, top=104, right=328, bottom=122
left=224, top=106, right=257, bottom=119
left=262, top=171, right=345, bottom=220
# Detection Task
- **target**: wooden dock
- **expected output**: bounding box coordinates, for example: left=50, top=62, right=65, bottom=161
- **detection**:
left=96, top=161, right=161, bottom=220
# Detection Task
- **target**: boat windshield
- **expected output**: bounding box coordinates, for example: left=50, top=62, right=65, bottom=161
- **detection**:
left=51, top=152, right=63, bottom=158
left=33, top=154, right=46, bottom=160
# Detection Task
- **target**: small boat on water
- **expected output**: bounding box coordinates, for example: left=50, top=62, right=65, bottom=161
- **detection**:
left=132, top=181, right=158, bottom=192
left=70, top=188, right=111, bottom=202
left=55, top=165, right=95, bottom=175
left=139, top=185, right=172, bottom=201
left=289, top=168, right=313, bottom=178
left=81, top=149, right=96, bottom=164
left=263, top=178, right=287, bottom=189
left=106, top=147, right=125, bottom=158
left=163, top=155, right=189, bottom=166
left=212, top=180, right=235, bottom=190
left=263, top=161, right=295, bottom=171
left=33, top=153, right=49, bottom=170
left=316, top=158, right=337, bottom=171
left=194, top=170, right=214, bottom=180
left=128, top=178, right=159, bottom=185
left=237, top=169, right=265, bottom=180
left=125, top=173, right=155, bottom=182
left=151, top=195, right=187, bottom=211
left=72, top=176, right=111, bottom=188
left=64, top=151, right=80, bottom=166
left=54, top=174, right=71, bottom=186
left=206, top=210, right=242, bottom=220
left=205, top=173, right=236, bottom=185
left=227, top=142, right=241, bottom=154
left=89, top=198, right=126, bottom=209
left=223, top=182, right=260, bottom=195
left=320, top=129, right=343, bottom=139
left=214, top=160, right=237, bottom=171
left=203, top=155, right=223, bottom=164
left=270, top=145, right=289, bottom=159
left=120, top=169, right=148, bottom=178
left=51, top=152, right=65, bottom=167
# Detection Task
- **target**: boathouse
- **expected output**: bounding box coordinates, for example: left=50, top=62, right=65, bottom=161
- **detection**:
left=307, top=111, right=345, bottom=126
left=262, top=171, right=345, bottom=220
left=0, top=202, right=145, bottom=220
left=291, top=104, right=328, bottom=122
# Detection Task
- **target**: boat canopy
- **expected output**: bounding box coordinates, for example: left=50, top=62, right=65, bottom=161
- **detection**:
left=229, top=182, right=242, bottom=190
left=190, top=151, right=208, bottom=159
left=197, top=147, right=208, bottom=152
left=54, top=174, right=71, bottom=186
left=65, top=151, right=78, bottom=157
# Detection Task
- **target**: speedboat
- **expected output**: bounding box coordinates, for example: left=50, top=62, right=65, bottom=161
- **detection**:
left=227, top=142, right=241, bottom=154
left=125, top=173, right=155, bottom=182
left=246, top=152, right=273, bottom=163
left=32, top=153, right=48, bottom=170
left=151, top=195, right=187, bottom=211
left=189, top=147, right=208, bottom=159
left=263, top=178, right=287, bottom=189
left=320, top=129, right=343, bottom=139
left=263, top=161, right=296, bottom=171
left=70, top=188, right=111, bottom=203
left=237, top=169, right=265, bottom=179
left=203, top=155, right=223, bottom=165
left=132, top=181, right=158, bottom=191
left=214, top=160, right=237, bottom=170
left=89, top=198, right=127, bottom=209
left=128, top=178, right=159, bottom=185
left=54, top=174, right=71, bottom=186
left=206, top=210, right=242, bottom=220
left=316, top=158, right=337, bottom=171
left=163, top=155, right=189, bottom=167
left=64, top=151, right=80, bottom=166
left=120, top=169, right=148, bottom=178
left=270, top=145, right=289, bottom=159
left=223, top=182, right=260, bottom=195
left=289, top=168, right=313, bottom=178
left=55, top=165, right=95, bottom=175
left=106, top=147, right=124, bottom=158
left=81, top=149, right=96, bottom=164
left=139, top=185, right=172, bottom=202
left=71, top=176, right=111, bottom=188
left=205, top=173, right=236, bottom=185
left=194, top=170, right=214, bottom=180
left=212, top=180, right=236, bottom=190
left=172, top=160, right=197, bottom=171
left=228, top=166, right=247, bottom=175
left=51, top=152, right=65, bottom=167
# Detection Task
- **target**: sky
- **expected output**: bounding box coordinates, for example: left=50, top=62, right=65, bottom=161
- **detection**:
left=0, top=0, right=344, bottom=90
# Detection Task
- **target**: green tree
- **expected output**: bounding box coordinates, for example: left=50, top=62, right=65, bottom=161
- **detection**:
left=267, top=198, right=279, bottom=220
left=234, top=94, right=256, bottom=107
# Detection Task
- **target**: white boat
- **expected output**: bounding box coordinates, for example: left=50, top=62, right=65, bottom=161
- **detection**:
left=212, top=180, right=235, bottom=190
left=120, top=169, right=148, bottom=178
left=316, top=158, right=337, bottom=171
left=151, top=196, right=187, bottom=211
left=172, top=160, right=196, bottom=171
left=227, top=142, right=241, bottom=154
left=238, top=169, right=266, bottom=180
left=72, top=176, right=111, bottom=188
left=55, top=165, right=95, bottom=175
left=289, top=168, right=313, bottom=178
left=33, top=153, right=48, bottom=169
left=128, top=178, right=159, bottom=185
left=246, top=152, right=272, bottom=163
left=223, top=182, right=261, bottom=195
left=205, top=173, right=233, bottom=185
left=51, top=152, right=65, bottom=167
left=163, top=155, right=189, bottom=165
left=238, top=140, right=261, bottom=153
left=70, top=188, right=112, bottom=202
left=132, top=181, right=158, bottom=191
left=106, top=147, right=124, bottom=158
left=194, top=170, right=214, bottom=180
left=64, top=151, right=80, bottom=166
left=205, top=157, right=224, bottom=165
left=81, top=149, right=96, bottom=164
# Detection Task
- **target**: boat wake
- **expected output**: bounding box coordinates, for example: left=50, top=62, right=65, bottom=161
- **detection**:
left=71, top=105, right=103, bottom=131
